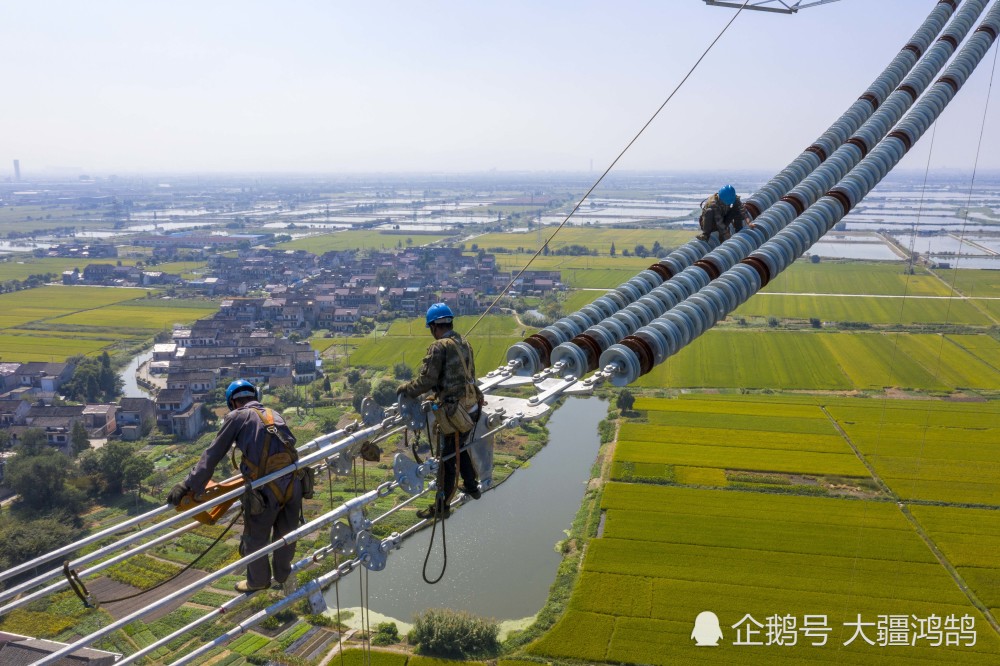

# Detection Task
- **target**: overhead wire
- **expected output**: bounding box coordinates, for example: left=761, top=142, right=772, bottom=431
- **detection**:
left=917, top=31, right=1000, bottom=498
left=14, top=3, right=1000, bottom=662
left=841, top=17, right=1000, bottom=642
left=466, top=0, right=752, bottom=337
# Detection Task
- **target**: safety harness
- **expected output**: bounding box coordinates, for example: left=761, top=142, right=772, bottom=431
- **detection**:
left=231, top=406, right=299, bottom=508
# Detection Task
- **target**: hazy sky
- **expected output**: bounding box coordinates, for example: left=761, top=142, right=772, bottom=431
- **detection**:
left=2, top=1, right=998, bottom=176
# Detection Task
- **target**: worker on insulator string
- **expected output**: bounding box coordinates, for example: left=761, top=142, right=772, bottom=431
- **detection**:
left=167, top=379, right=309, bottom=594
left=697, top=184, right=756, bottom=243
left=397, top=303, right=485, bottom=520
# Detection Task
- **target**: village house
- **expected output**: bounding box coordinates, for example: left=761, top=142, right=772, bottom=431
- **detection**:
left=13, top=362, right=75, bottom=395
left=0, top=399, right=31, bottom=428
left=154, top=387, right=204, bottom=439
left=118, top=397, right=155, bottom=441
left=82, top=404, right=118, bottom=437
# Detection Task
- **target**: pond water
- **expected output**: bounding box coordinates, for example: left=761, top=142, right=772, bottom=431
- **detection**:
left=325, top=395, right=606, bottom=622
left=808, top=241, right=900, bottom=261
left=124, top=221, right=220, bottom=232
left=374, top=223, right=454, bottom=232
left=928, top=256, right=1000, bottom=269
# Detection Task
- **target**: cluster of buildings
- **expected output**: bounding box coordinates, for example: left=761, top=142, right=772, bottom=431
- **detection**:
left=0, top=362, right=126, bottom=452
left=39, top=242, right=118, bottom=259
left=0, top=318, right=319, bottom=488
left=192, top=245, right=564, bottom=331
left=38, top=232, right=568, bottom=332
left=2, top=231, right=566, bottom=488
left=62, top=263, right=180, bottom=287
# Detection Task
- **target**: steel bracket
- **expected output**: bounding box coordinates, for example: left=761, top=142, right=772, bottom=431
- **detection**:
left=305, top=580, right=327, bottom=614
left=393, top=452, right=428, bottom=496
left=360, top=397, right=385, bottom=426
left=329, top=521, right=356, bottom=556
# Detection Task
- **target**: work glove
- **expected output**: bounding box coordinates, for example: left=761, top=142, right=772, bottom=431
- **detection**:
left=166, top=482, right=190, bottom=506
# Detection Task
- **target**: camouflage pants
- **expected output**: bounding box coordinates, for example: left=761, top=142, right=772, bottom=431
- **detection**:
left=436, top=409, right=480, bottom=507
left=698, top=219, right=731, bottom=242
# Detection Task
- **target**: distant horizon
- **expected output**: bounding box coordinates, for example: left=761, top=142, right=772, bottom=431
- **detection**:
left=6, top=167, right=1000, bottom=182
left=2, top=1, right=997, bottom=174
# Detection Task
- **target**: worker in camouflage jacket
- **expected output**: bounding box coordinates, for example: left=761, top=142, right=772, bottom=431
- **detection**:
left=698, top=184, right=755, bottom=242
left=397, top=303, right=485, bottom=519
left=167, top=379, right=301, bottom=594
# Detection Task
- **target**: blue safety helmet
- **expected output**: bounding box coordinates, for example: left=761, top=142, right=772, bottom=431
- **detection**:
left=425, top=302, right=455, bottom=327
left=225, top=379, right=260, bottom=411
left=718, top=184, right=737, bottom=206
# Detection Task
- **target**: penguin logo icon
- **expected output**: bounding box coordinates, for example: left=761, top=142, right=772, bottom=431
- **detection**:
left=691, top=611, right=723, bottom=646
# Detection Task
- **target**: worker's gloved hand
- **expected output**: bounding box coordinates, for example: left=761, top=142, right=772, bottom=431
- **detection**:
left=166, top=482, right=190, bottom=506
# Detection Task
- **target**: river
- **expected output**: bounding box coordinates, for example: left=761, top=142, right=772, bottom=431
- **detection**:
left=325, top=394, right=606, bottom=623
left=120, top=350, right=153, bottom=398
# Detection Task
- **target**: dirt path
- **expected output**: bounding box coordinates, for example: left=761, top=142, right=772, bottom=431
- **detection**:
left=87, top=569, right=207, bottom=622
left=317, top=628, right=357, bottom=666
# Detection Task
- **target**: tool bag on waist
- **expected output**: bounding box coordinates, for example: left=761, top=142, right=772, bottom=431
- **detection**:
left=435, top=337, right=479, bottom=436
left=231, top=407, right=312, bottom=514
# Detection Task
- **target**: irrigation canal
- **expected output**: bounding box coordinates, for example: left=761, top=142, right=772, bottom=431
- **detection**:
left=326, top=394, right=606, bottom=623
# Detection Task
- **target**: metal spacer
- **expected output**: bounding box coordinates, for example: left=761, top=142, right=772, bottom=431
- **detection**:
left=357, top=532, right=387, bottom=571
left=329, top=521, right=357, bottom=556
left=360, top=397, right=384, bottom=426
left=393, top=452, right=426, bottom=496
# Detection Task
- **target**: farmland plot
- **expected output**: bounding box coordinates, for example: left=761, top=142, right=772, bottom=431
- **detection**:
left=932, top=267, right=1000, bottom=297
left=633, top=331, right=852, bottom=390
left=910, top=505, right=1000, bottom=611
left=819, top=333, right=948, bottom=390
left=892, top=334, right=1000, bottom=390
left=346, top=336, right=516, bottom=371
left=0, top=334, right=109, bottom=361
left=634, top=330, right=1000, bottom=392
left=615, top=438, right=867, bottom=478
left=472, top=228, right=690, bottom=255
left=734, top=293, right=990, bottom=325
left=634, top=395, right=829, bottom=420
left=766, top=262, right=952, bottom=296
left=826, top=406, right=1000, bottom=505
left=948, top=334, right=1000, bottom=370
left=276, top=231, right=451, bottom=253
left=51, top=304, right=219, bottom=330
left=529, top=483, right=1000, bottom=664
left=616, top=397, right=860, bottom=481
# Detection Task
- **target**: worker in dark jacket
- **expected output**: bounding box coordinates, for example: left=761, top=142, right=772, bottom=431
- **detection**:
left=398, top=303, right=485, bottom=519
left=698, top=184, right=755, bottom=242
left=167, top=379, right=301, bottom=594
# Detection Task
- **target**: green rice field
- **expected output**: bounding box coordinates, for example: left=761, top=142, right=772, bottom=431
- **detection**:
left=276, top=230, right=452, bottom=253
left=932, top=267, right=1000, bottom=297
left=734, top=293, right=991, bottom=325
left=0, top=285, right=217, bottom=361
left=49, top=304, right=219, bottom=330
left=765, top=262, right=954, bottom=296
left=0, top=256, right=206, bottom=282
left=824, top=399, right=1000, bottom=505
left=910, top=505, right=1000, bottom=614
left=318, top=314, right=529, bottom=372
left=631, top=330, right=1000, bottom=392
left=472, top=228, right=691, bottom=255
left=344, top=335, right=518, bottom=373
left=528, top=393, right=1000, bottom=664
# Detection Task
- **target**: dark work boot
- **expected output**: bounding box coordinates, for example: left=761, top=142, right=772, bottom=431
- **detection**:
left=417, top=503, right=450, bottom=520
